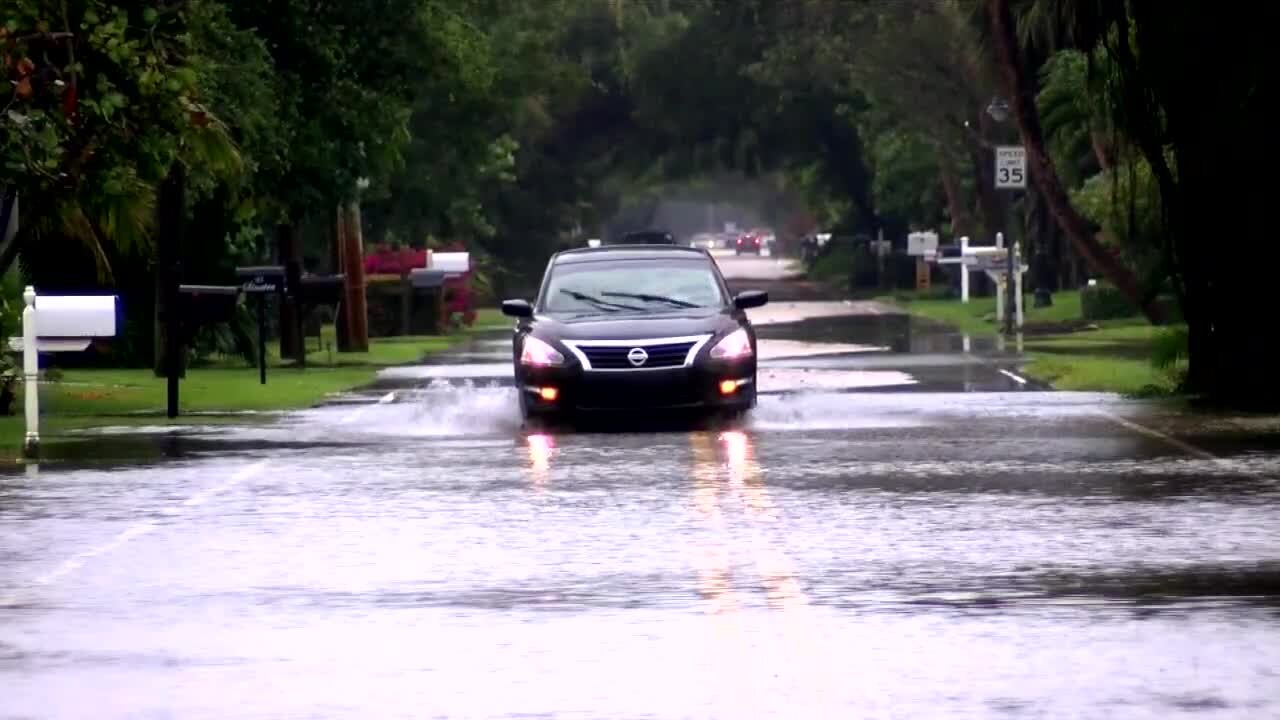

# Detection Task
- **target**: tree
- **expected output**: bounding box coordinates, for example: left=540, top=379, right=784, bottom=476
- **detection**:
left=984, top=0, right=1165, bottom=324
left=2, top=1, right=242, bottom=282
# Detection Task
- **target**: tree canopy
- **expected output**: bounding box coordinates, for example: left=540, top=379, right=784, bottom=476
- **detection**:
left=3, top=0, right=1276, bottom=406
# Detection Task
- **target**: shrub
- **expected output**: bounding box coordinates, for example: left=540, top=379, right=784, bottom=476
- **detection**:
left=1081, top=282, right=1139, bottom=321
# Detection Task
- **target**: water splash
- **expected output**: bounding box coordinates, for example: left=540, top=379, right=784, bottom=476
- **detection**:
left=294, top=379, right=522, bottom=439
left=747, top=392, right=927, bottom=431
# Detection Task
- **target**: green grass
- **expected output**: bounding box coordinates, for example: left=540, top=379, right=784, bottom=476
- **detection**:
left=0, top=323, right=491, bottom=461
left=878, top=289, right=1090, bottom=335
left=879, top=289, right=1187, bottom=397
left=1021, top=353, right=1178, bottom=395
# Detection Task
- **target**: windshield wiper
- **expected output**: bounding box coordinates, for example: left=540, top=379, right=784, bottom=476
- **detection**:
left=602, top=291, right=699, bottom=309
left=559, top=289, right=643, bottom=312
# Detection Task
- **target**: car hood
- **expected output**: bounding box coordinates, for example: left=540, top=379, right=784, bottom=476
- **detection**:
left=535, top=308, right=737, bottom=341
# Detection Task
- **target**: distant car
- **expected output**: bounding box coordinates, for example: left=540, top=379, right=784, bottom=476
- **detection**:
left=500, top=245, right=769, bottom=426
left=689, top=233, right=718, bottom=250
left=614, top=230, right=676, bottom=245
left=735, top=232, right=762, bottom=255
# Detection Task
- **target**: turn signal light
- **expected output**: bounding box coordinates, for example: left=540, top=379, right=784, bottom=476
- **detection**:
left=719, top=380, right=739, bottom=395
left=539, top=387, right=559, bottom=402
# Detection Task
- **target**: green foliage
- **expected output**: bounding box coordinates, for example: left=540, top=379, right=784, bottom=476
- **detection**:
left=1151, top=325, right=1189, bottom=371
left=869, top=131, right=946, bottom=229
left=1081, top=282, right=1139, bottom=321
left=808, top=242, right=855, bottom=285
left=3, top=1, right=242, bottom=278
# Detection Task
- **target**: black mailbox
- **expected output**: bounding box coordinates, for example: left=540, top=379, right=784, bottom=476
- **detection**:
left=409, top=268, right=448, bottom=289
left=299, top=274, right=345, bottom=305
left=176, top=285, right=241, bottom=333
left=235, top=265, right=288, bottom=295
left=167, top=285, right=243, bottom=417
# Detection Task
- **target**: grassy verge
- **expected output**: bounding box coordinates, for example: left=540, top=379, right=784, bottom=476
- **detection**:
left=0, top=307, right=510, bottom=460
left=879, top=288, right=1091, bottom=336
left=879, top=290, right=1185, bottom=396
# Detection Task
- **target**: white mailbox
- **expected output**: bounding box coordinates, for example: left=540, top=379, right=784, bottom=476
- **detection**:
left=907, top=231, right=938, bottom=257
left=12, top=287, right=120, bottom=458
left=962, top=245, right=1009, bottom=268
left=428, top=251, right=470, bottom=274
left=33, top=295, right=117, bottom=339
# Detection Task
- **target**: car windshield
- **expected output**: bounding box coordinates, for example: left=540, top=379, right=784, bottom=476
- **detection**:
left=541, top=259, right=726, bottom=314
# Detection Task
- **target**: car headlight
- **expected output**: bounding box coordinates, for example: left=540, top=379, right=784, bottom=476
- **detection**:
left=709, top=328, right=753, bottom=360
left=520, top=335, right=565, bottom=366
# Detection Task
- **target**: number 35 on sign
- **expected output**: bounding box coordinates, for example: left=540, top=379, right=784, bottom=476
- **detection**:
left=995, top=145, right=1027, bottom=189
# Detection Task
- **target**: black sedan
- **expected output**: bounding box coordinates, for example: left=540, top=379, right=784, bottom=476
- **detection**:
left=500, top=245, right=768, bottom=425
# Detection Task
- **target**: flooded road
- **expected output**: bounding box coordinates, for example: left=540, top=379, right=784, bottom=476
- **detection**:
left=3, top=256, right=1279, bottom=718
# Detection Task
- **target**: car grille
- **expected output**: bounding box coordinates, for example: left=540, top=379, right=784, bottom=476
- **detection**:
left=578, top=375, right=702, bottom=409
left=576, top=340, right=698, bottom=370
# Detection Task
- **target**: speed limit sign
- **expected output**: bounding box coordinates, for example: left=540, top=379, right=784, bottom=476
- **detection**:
left=995, top=145, right=1027, bottom=189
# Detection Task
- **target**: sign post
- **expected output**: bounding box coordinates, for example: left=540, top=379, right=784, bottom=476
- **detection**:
left=994, top=147, right=1026, bottom=333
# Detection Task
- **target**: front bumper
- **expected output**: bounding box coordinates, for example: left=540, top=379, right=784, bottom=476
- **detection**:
left=519, top=359, right=756, bottom=416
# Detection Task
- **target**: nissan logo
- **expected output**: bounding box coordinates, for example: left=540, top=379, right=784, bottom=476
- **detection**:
left=627, top=347, right=648, bottom=367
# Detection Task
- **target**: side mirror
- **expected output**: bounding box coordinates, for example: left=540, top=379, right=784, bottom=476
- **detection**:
left=733, top=290, right=768, bottom=310
left=501, top=299, right=534, bottom=318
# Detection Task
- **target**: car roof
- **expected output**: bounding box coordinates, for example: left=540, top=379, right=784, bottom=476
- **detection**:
left=552, top=245, right=712, bottom=265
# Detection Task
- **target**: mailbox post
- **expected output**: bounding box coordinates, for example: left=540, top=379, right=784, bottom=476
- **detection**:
left=236, top=265, right=287, bottom=383
left=14, top=287, right=119, bottom=457
left=295, top=273, right=345, bottom=357
left=21, top=287, right=37, bottom=456
left=170, top=285, right=242, bottom=418
left=409, top=268, right=449, bottom=333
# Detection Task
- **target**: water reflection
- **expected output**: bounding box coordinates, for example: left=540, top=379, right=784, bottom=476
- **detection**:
left=525, top=433, right=554, bottom=490
left=689, top=431, right=839, bottom=712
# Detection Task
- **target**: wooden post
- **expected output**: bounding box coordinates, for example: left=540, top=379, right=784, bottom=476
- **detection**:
left=915, top=257, right=931, bottom=291
left=399, top=270, right=412, bottom=337
left=341, top=202, right=369, bottom=351
left=333, top=204, right=352, bottom=352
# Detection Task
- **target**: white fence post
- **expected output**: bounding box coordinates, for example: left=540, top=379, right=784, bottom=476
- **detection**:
left=960, top=236, right=970, bottom=303
left=1014, top=240, right=1025, bottom=329
left=22, top=286, right=39, bottom=457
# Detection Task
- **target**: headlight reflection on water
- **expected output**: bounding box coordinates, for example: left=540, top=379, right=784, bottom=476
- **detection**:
left=525, top=433, right=554, bottom=489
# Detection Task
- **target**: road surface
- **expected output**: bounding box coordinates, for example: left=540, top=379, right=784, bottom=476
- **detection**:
left=2, top=254, right=1279, bottom=719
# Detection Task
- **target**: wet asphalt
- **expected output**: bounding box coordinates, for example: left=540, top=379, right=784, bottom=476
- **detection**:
left=2, top=254, right=1280, bottom=719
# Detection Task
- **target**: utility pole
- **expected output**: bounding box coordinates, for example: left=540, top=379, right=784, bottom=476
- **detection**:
left=341, top=200, right=369, bottom=352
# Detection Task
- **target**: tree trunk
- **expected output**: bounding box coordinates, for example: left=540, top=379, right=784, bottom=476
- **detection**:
left=967, top=128, right=1001, bottom=240
left=0, top=191, right=18, bottom=279
left=276, top=223, right=303, bottom=362
left=987, top=0, right=1165, bottom=324
left=1024, top=182, right=1059, bottom=296
left=1089, top=129, right=1114, bottom=172
left=937, top=153, right=972, bottom=238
